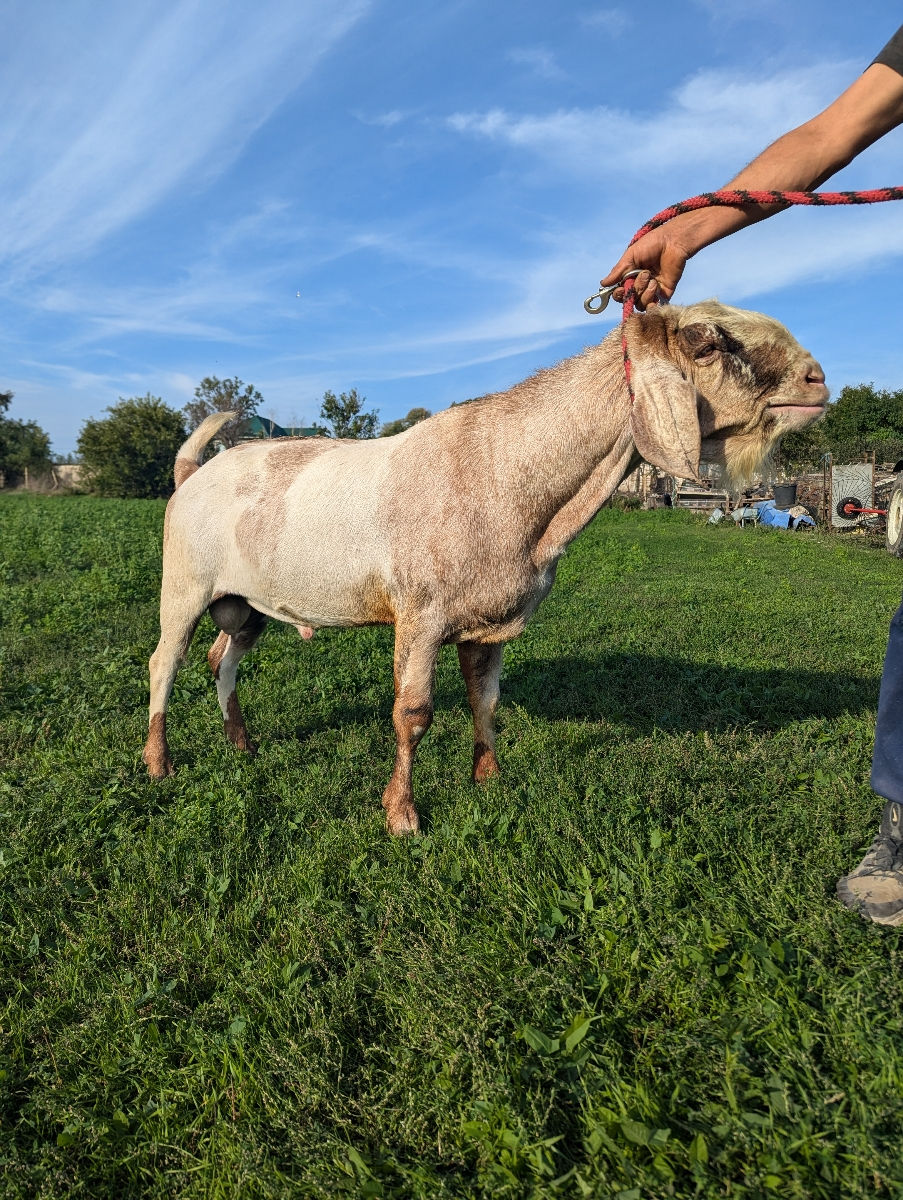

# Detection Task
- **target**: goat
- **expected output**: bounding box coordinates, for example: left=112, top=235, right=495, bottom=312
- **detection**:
left=143, top=301, right=827, bottom=833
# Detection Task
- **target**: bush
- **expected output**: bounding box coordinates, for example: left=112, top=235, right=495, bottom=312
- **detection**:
left=609, top=493, right=642, bottom=511
left=0, top=390, right=52, bottom=485
left=77, top=396, right=187, bottom=498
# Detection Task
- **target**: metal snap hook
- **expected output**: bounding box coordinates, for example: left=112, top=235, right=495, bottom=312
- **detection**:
left=583, top=269, right=643, bottom=315
left=583, top=287, right=614, bottom=315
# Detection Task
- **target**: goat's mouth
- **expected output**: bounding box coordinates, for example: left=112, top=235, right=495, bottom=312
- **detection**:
left=766, top=393, right=828, bottom=431
left=768, top=402, right=827, bottom=416
left=767, top=384, right=829, bottom=413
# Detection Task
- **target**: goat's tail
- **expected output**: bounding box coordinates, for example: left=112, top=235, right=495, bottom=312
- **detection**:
left=174, top=411, right=237, bottom=489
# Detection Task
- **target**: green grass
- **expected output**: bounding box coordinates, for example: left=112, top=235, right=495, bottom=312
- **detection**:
left=2, top=493, right=903, bottom=1199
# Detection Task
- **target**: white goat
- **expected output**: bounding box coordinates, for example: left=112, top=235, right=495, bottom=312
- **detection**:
left=144, top=301, right=827, bottom=833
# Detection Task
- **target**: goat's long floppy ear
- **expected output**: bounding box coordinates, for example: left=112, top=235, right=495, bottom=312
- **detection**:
left=625, top=311, right=701, bottom=481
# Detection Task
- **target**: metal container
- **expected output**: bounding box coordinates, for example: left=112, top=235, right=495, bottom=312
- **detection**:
left=773, top=482, right=798, bottom=510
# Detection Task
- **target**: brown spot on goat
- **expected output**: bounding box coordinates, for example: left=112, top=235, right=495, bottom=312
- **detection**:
left=233, top=442, right=332, bottom=567
left=382, top=692, right=433, bottom=835
left=234, top=475, right=259, bottom=499
left=351, top=574, right=395, bottom=625
left=224, top=692, right=255, bottom=754
left=235, top=496, right=287, bottom=569
left=208, top=631, right=229, bottom=679
left=263, top=442, right=320, bottom=487
left=473, top=742, right=500, bottom=782
left=741, top=342, right=791, bottom=395
left=174, top=455, right=199, bottom=488
left=142, top=713, right=174, bottom=778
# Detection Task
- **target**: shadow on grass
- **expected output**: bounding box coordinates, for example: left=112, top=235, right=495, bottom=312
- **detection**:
left=259, top=652, right=879, bottom=745
left=500, top=653, right=880, bottom=733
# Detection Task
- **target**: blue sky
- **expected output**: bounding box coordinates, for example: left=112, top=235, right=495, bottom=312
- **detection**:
left=3, top=0, right=903, bottom=455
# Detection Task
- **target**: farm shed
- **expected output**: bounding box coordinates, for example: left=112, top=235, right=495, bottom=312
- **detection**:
left=243, top=415, right=319, bottom=439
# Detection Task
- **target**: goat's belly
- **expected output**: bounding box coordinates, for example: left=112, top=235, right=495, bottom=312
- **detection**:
left=245, top=590, right=393, bottom=630
left=233, top=558, right=395, bottom=630
left=221, top=483, right=394, bottom=627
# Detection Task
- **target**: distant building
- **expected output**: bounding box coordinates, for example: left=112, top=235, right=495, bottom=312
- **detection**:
left=243, top=416, right=320, bottom=440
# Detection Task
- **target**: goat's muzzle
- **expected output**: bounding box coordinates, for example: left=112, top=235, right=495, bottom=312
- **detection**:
left=766, top=358, right=828, bottom=430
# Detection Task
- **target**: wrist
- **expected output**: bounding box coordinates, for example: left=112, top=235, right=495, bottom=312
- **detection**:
left=664, top=205, right=759, bottom=258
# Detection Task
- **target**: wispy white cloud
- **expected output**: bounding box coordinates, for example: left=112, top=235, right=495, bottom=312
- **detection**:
left=507, top=47, right=565, bottom=80
left=689, top=0, right=786, bottom=22
left=0, top=0, right=369, bottom=275
left=447, top=62, right=858, bottom=177
left=353, top=109, right=410, bottom=128
left=10, top=202, right=525, bottom=352
left=579, top=8, right=630, bottom=36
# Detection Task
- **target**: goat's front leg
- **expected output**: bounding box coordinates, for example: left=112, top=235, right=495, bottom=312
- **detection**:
left=382, top=624, right=442, bottom=835
left=457, top=641, right=503, bottom=782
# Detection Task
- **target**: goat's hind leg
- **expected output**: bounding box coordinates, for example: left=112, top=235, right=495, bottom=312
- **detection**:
left=457, top=641, right=503, bottom=782
left=208, top=604, right=268, bottom=754
left=144, top=589, right=207, bottom=779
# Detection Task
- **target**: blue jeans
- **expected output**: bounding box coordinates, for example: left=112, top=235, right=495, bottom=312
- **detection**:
left=871, top=595, right=903, bottom=804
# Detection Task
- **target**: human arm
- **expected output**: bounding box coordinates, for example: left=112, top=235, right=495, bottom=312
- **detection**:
left=601, top=59, right=903, bottom=309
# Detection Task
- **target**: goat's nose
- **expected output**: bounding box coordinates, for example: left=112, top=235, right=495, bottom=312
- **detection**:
left=805, top=361, right=826, bottom=386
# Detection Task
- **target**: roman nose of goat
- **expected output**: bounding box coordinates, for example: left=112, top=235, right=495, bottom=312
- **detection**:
left=805, top=361, right=826, bottom=387
left=802, top=359, right=828, bottom=403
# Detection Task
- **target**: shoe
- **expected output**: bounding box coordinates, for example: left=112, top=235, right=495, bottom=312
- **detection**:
left=836, top=799, right=903, bottom=927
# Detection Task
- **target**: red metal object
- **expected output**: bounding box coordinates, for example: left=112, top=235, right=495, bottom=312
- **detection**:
left=842, top=503, right=887, bottom=517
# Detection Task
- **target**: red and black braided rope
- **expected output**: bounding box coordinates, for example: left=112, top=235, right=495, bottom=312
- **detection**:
left=616, top=186, right=903, bottom=403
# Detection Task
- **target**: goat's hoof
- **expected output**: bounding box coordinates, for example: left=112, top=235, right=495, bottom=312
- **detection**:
left=224, top=708, right=256, bottom=755
left=143, top=753, right=175, bottom=780
left=473, top=747, right=500, bottom=783
left=385, top=805, right=421, bottom=836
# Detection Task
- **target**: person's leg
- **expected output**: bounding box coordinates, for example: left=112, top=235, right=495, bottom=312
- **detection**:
left=837, top=594, right=903, bottom=926
left=870, top=597, right=903, bottom=804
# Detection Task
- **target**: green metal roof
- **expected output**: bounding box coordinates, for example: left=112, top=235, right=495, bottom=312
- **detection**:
left=244, top=415, right=320, bottom=439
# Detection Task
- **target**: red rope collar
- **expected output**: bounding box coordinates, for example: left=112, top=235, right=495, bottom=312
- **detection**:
left=601, top=186, right=903, bottom=403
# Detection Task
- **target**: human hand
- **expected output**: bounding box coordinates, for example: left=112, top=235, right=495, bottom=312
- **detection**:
left=599, top=227, right=693, bottom=310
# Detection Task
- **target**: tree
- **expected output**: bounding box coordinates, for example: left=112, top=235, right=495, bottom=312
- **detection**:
left=777, top=422, right=825, bottom=471
left=779, top=382, right=903, bottom=469
left=313, top=388, right=380, bottom=439
left=0, top=390, right=52, bottom=485
left=819, top=383, right=903, bottom=445
left=182, top=376, right=262, bottom=448
left=379, top=406, right=432, bottom=437
left=77, top=395, right=187, bottom=498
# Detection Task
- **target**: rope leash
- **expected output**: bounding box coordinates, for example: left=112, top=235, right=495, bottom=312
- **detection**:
left=584, top=186, right=903, bottom=404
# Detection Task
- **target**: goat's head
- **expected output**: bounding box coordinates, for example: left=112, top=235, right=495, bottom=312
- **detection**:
left=624, top=300, right=827, bottom=486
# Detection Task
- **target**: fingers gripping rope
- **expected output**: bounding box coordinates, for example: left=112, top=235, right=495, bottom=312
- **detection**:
left=620, top=278, right=638, bottom=404
left=595, top=186, right=903, bottom=405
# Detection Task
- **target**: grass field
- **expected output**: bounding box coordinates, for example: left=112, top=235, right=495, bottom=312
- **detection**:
left=2, top=493, right=903, bottom=1199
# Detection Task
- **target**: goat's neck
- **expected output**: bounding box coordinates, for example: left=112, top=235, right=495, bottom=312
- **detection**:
left=492, top=332, right=637, bottom=562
